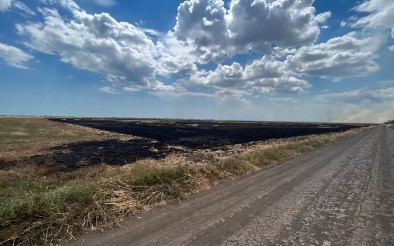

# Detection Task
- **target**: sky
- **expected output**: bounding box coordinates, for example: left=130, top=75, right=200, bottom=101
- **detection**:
left=0, top=0, right=393, bottom=123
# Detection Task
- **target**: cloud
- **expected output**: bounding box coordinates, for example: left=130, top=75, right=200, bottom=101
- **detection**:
left=207, top=62, right=244, bottom=87
left=244, top=55, right=287, bottom=80
left=16, top=3, right=169, bottom=90
left=16, top=0, right=203, bottom=93
left=353, top=0, right=394, bottom=38
left=314, top=87, right=394, bottom=103
left=174, top=0, right=228, bottom=43
left=173, top=0, right=230, bottom=63
left=0, top=0, right=12, bottom=11
left=251, top=77, right=310, bottom=94
left=179, top=56, right=310, bottom=95
left=10, top=0, right=388, bottom=104
left=228, top=0, right=320, bottom=49
left=99, top=86, right=118, bottom=94
left=155, top=36, right=198, bottom=76
left=0, top=0, right=35, bottom=15
left=40, top=0, right=80, bottom=11
left=0, top=42, right=33, bottom=69
left=91, top=0, right=116, bottom=7
left=173, top=0, right=323, bottom=60
left=286, top=33, right=380, bottom=78
left=315, top=11, right=331, bottom=24
left=268, top=97, right=298, bottom=104
left=15, top=0, right=312, bottom=98
left=13, top=1, right=35, bottom=15
left=244, top=56, right=310, bottom=93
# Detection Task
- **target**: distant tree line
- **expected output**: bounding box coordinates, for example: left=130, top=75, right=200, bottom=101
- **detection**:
left=384, top=120, right=394, bottom=124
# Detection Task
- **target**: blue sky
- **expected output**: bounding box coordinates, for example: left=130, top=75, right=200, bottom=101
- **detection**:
left=0, top=0, right=393, bottom=122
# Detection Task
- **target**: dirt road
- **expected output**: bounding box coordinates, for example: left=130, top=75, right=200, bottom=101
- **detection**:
left=67, top=126, right=394, bottom=246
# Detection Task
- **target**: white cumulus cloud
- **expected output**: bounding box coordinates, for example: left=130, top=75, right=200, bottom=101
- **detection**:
left=173, top=0, right=323, bottom=61
left=16, top=3, right=171, bottom=90
left=207, top=62, right=244, bottom=88
left=286, top=33, right=380, bottom=79
left=244, top=56, right=310, bottom=94
left=173, top=0, right=230, bottom=62
left=8, top=0, right=388, bottom=102
left=227, top=0, right=321, bottom=49
left=179, top=56, right=310, bottom=95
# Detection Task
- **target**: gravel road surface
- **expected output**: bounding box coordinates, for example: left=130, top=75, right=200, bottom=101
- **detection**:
left=67, top=126, right=394, bottom=246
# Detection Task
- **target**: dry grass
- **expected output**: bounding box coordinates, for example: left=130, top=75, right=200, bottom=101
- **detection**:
left=0, top=118, right=369, bottom=245
left=0, top=117, right=112, bottom=163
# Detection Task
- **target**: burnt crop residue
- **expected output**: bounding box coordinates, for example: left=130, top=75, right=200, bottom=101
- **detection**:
left=3, top=118, right=364, bottom=170
left=50, top=118, right=363, bottom=149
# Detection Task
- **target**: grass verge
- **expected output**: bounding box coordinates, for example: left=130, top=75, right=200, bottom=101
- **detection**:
left=0, top=127, right=368, bottom=245
left=0, top=117, right=113, bottom=164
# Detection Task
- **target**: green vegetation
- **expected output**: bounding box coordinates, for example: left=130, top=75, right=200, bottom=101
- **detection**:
left=0, top=118, right=368, bottom=245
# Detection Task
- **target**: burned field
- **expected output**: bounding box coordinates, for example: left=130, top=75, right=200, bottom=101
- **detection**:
left=0, top=118, right=370, bottom=245
left=36, top=118, right=364, bottom=169
left=51, top=119, right=363, bottom=148
left=1, top=117, right=367, bottom=171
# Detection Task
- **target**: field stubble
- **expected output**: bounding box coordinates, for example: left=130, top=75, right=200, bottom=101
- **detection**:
left=0, top=117, right=368, bottom=245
